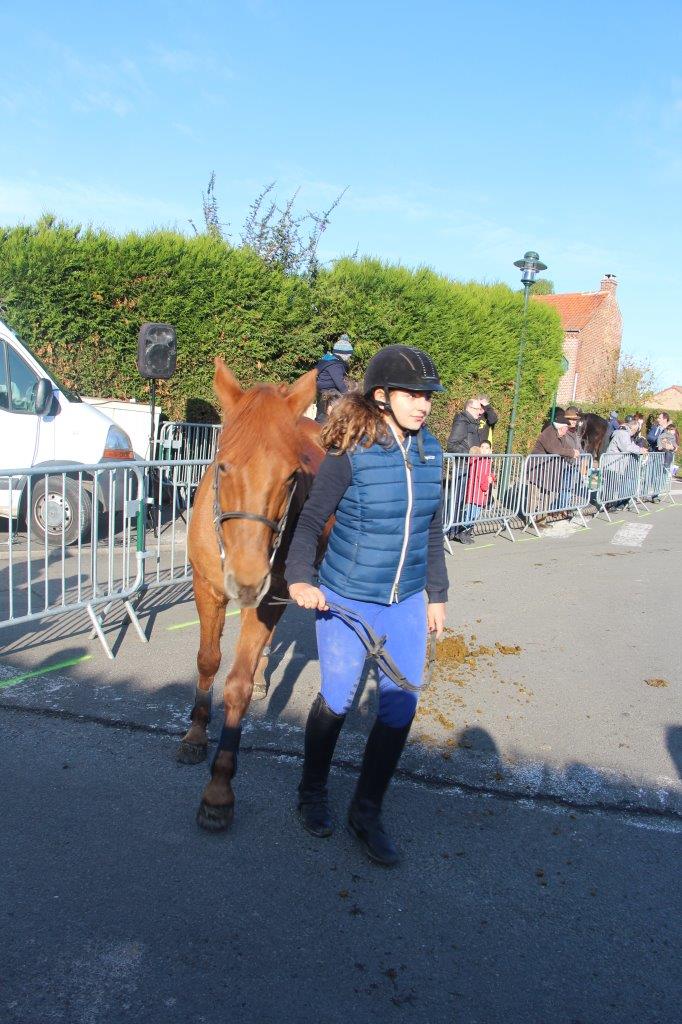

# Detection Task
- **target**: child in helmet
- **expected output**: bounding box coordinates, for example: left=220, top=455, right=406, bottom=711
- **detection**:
left=286, top=344, right=449, bottom=866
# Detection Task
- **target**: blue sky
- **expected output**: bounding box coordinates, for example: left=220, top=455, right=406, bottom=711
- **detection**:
left=2, top=1, right=681, bottom=388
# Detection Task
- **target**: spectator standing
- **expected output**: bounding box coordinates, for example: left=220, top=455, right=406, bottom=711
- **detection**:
left=446, top=397, right=498, bottom=452
left=560, top=407, right=584, bottom=510
left=605, top=415, right=648, bottom=509
left=647, top=411, right=677, bottom=455
left=656, top=417, right=679, bottom=491
left=445, top=396, right=498, bottom=543
left=463, top=442, right=495, bottom=535
left=632, top=413, right=649, bottom=450
left=315, top=334, right=353, bottom=424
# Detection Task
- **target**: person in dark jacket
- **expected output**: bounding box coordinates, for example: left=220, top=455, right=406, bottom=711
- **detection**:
left=526, top=413, right=580, bottom=523
left=315, top=333, right=353, bottom=423
left=445, top=397, right=498, bottom=542
left=286, top=344, right=448, bottom=866
left=446, top=397, right=498, bottom=453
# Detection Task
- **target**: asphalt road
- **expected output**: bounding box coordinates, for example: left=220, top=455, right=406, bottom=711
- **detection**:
left=1, top=499, right=680, bottom=1022
left=1, top=712, right=680, bottom=1024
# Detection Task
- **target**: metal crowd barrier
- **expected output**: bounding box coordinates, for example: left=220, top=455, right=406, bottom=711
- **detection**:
left=443, top=453, right=524, bottom=542
left=521, top=452, right=593, bottom=536
left=595, top=452, right=648, bottom=519
left=637, top=451, right=675, bottom=505
left=142, top=458, right=211, bottom=590
left=0, top=448, right=676, bottom=660
left=0, top=462, right=147, bottom=658
left=154, top=421, right=220, bottom=500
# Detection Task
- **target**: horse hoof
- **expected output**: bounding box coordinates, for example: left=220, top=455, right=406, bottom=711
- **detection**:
left=176, top=740, right=208, bottom=765
left=252, top=680, right=268, bottom=701
left=196, top=800, right=235, bottom=832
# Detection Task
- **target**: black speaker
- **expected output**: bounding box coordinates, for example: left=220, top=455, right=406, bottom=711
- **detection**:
left=137, top=323, right=177, bottom=379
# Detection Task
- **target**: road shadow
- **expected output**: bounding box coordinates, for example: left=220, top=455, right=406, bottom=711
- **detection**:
left=666, top=725, right=682, bottom=780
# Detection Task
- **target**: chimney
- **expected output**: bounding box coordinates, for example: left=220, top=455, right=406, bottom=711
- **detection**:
left=601, top=273, right=617, bottom=293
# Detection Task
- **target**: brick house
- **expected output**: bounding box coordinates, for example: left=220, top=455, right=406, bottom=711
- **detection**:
left=533, top=275, right=622, bottom=404
left=643, top=385, right=682, bottom=412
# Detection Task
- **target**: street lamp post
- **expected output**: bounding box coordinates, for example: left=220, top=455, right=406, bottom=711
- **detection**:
left=506, top=250, right=547, bottom=454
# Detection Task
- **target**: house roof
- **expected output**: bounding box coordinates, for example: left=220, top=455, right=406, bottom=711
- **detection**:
left=644, top=385, right=682, bottom=411
left=533, top=291, right=607, bottom=331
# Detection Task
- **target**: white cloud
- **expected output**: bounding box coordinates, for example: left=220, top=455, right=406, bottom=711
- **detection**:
left=0, top=176, right=185, bottom=231
left=72, top=91, right=132, bottom=117
left=151, top=46, right=235, bottom=79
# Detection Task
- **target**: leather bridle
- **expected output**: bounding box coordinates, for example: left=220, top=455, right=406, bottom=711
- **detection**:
left=212, top=461, right=297, bottom=569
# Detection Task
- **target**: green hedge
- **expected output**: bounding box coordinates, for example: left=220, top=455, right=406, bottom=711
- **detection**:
left=0, top=219, right=565, bottom=451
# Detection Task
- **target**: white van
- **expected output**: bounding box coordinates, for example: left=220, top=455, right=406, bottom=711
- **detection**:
left=0, top=319, right=136, bottom=543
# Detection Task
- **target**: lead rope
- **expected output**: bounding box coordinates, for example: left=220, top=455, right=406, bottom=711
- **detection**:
left=270, top=596, right=436, bottom=693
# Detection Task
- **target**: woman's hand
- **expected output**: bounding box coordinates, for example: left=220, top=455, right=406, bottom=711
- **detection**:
left=427, top=602, right=446, bottom=639
left=288, top=582, right=329, bottom=611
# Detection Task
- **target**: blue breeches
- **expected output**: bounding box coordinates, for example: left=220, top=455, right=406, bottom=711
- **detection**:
left=315, top=586, right=427, bottom=728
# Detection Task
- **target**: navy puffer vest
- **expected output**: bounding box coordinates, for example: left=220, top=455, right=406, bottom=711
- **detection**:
left=319, top=428, right=443, bottom=604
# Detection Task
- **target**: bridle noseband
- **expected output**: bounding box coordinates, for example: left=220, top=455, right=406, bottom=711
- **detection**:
left=212, top=461, right=297, bottom=568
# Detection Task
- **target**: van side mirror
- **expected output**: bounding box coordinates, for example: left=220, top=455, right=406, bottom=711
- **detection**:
left=34, top=378, right=54, bottom=417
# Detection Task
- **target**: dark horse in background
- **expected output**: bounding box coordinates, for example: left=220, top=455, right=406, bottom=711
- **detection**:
left=178, top=358, right=326, bottom=832
left=545, top=407, right=610, bottom=457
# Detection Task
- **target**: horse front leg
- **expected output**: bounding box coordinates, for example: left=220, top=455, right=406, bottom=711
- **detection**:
left=196, top=592, right=286, bottom=832
left=177, top=574, right=227, bottom=765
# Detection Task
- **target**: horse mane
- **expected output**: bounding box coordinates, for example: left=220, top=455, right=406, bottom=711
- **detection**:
left=216, top=384, right=302, bottom=465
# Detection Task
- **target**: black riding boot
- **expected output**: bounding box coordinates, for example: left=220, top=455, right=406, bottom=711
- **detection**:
left=297, top=693, right=346, bottom=838
left=348, top=717, right=412, bottom=867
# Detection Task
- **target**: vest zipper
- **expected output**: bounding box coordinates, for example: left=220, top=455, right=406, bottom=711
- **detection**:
left=389, top=427, right=412, bottom=603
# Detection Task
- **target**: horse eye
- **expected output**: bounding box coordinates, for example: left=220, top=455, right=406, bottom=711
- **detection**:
left=218, top=462, right=231, bottom=473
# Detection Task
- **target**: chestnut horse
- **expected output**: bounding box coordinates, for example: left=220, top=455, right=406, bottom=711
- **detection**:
left=178, top=358, right=324, bottom=831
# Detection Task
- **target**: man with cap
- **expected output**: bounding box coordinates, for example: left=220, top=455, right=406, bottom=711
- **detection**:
left=315, top=333, right=353, bottom=423
left=526, top=413, right=580, bottom=525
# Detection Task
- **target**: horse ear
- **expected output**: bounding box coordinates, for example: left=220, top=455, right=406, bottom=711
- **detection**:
left=286, top=369, right=318, bottom=419
left=214, top=357, right=243, bottom=419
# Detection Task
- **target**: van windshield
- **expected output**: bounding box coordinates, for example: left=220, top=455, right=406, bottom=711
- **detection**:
left=10, top=328, right=82, bottom=402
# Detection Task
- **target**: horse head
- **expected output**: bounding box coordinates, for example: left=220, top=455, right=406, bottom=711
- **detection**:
left=204, top=358, right=319, bottom=607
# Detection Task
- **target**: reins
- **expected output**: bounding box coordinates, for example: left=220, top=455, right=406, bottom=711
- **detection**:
left=270, top=596, right=436, bottom=694
left=212, top=461, right=297, bottom=569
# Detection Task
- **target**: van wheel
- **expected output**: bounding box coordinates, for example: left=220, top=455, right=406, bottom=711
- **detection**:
left=30, top=477, right=92, bottom=546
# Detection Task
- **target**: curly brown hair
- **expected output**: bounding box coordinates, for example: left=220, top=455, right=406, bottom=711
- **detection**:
left=319, top=392, right=391, bottom=453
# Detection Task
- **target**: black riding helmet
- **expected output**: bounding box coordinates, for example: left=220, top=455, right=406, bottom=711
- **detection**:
left=363, top=345, right=444, bottom=397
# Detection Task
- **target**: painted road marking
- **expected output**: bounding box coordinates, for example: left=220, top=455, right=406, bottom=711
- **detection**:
left=0, top=654, right=93, bottom=690
left=166, top=608, right=241, bottom=631
left=611, top=523, right=653, bottom=548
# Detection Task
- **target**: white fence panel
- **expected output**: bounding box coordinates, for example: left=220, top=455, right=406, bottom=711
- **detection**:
left=443, top=453, right=524, bottom=542
left=596, top=452, right=647, bottom=519
left=154, top=422, right=220, bottom=498
left=0, top=462, right=147, bottom=658
left=521, top=453, right=593, bottom=535
left=637, top=451, right=675, bottom=505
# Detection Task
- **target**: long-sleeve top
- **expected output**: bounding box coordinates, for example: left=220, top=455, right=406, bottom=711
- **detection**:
left=447, top=408, right=497, bottom=453
left=465, top=457, right=495, bottom=506
left=531, top=425, right=577, bottom=460
left=315, top=355, right=348, bottom=394
left=285, top=450, right=449, bottom=602
left=607, top=427, right=646, bottom=457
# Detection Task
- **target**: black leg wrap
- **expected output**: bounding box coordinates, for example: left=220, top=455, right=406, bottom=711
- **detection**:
left=211, top=724, right=243, bottom=774
left=192, top=686, right=212, bottom=723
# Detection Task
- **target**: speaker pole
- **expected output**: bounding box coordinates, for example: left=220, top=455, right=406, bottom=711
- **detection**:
left=149, top=378, right=157, bottom=461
